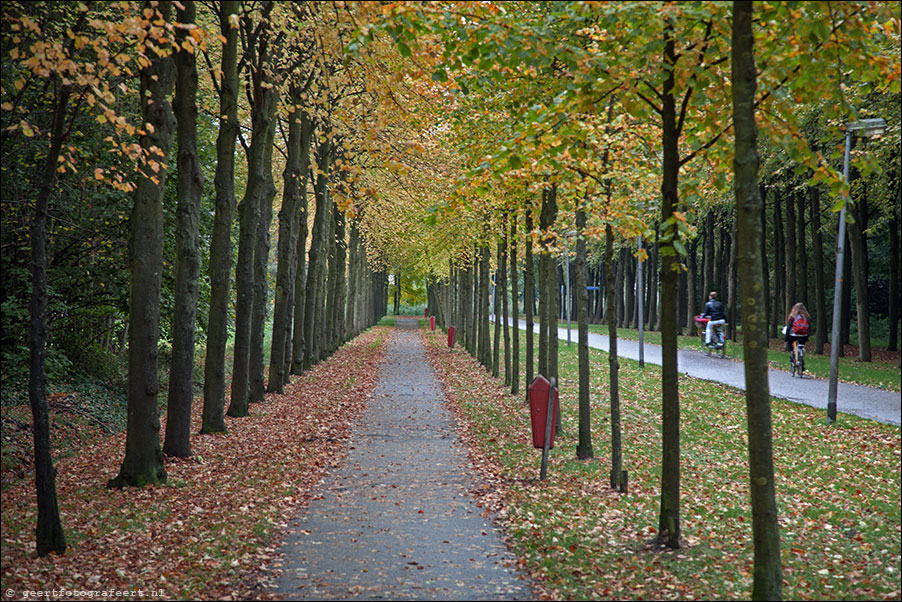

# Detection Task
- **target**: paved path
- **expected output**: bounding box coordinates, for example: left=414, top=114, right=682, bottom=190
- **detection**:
left=505, top=318, right=901, bottom=427
left=273, top=318, right=534, bottom=600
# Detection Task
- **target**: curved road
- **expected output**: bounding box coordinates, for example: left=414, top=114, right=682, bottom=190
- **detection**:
left=506, top=319, right=901, bottom=427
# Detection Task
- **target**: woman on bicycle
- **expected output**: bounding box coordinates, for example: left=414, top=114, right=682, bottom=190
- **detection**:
left=784, top=302, right=811, bottom=350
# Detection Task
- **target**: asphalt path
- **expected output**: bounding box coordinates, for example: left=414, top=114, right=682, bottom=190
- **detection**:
left=273, top=318, right=534, bottom=600
left=505, top=318, right=901, bottom=427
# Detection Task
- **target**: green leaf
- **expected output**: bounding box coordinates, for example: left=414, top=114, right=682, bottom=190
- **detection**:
left=397, top=41, right=411, bottom=57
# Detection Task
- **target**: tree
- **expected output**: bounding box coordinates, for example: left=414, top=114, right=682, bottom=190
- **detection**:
left=110, top=0, right=177, bottom=489
left=732, top=2, right=782, bottom=598
left=164, top=0, right=203, bottom=458
left=201, top=0, right=240, bottom=434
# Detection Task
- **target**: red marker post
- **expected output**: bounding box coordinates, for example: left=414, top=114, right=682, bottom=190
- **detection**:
left=430, top=315, right=435, bottom=332
left=447, top=326, right=457, bottom=350
left=528, top=375, right=559, bottom=480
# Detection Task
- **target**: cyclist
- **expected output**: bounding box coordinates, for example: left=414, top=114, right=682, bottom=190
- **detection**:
left=784, top=302, right=811, bottom=352
left=701, top=291, right=727, bottom=347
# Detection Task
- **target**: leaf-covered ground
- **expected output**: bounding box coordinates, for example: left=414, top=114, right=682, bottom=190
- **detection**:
left=1, top=326, right=388, bottom=601
left=422, top=325, right=901, bottom=601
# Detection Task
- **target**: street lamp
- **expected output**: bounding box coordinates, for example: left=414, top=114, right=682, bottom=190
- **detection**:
left=827, top=117, right=886, bottom=423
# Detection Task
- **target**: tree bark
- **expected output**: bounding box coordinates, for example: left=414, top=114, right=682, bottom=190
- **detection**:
left=657, top=30, right=681, bottom=549
left=889, top=207, right=899, bottom=352
left=605, top=224, right=623, bottom=488
left=201, top=0, right=239, bottom=434
left=510, top=214, right=520, bottom=396
left=797, top=193, right=808, bottom=309
left=732, top=4, right=783, bottom=598
left=847, top=194, right=871, bottom=361
left=524, top=208, right=535, bottom=401
left=575, top=204, right=593, bottom=460
left=302, top=135, right=332, bottom=369
left=165, top=0, right=202, bottom=458
left=29, top=73, right=70, bottom=556
left=269, top=101, right=305, bottom=392
left=810, top=187, right=827, bottom=354
left=500, top=221, right=511, bottom=385
left=228, top=60, right=276, bottom=417
left=784, top=188, right=797, bottom=315
left=479, top=242, right=491, bottom=370
left=110, top=0, right=175, bottom=488
left=290, top=124, right=313, bottom=374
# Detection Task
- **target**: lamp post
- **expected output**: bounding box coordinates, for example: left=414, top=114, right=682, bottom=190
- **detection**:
left=827, top=117, right=885, bottom=423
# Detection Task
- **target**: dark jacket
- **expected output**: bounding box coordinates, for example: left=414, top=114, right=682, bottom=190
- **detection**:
left=702, top=299, right=726, bottom=321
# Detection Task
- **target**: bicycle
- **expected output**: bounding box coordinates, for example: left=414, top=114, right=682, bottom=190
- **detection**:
left=789, top=338, right=805, bottom=378
left=695, top=315, right=726, bottom=358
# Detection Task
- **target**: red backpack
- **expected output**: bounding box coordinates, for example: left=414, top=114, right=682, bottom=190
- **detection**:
left=791, top=315, right=810, bottom=336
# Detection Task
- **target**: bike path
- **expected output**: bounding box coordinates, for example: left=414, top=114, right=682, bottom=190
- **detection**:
left=506, top=318, right=900, bottom=427
left=273, top=317, right=534, bottom=600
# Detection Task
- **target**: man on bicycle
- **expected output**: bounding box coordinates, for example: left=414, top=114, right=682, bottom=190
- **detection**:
left=701, top=291, right=727, bottom=347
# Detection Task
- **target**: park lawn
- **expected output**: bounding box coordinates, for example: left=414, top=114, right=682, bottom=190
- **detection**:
left=423, top=324, right=901, bottom=601
left=0, top=326, right=389, bottom=601
left=577, top=322, right=901, bottom=392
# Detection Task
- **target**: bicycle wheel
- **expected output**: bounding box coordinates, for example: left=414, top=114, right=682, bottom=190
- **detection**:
left=798, top=349, right=805, bottom=378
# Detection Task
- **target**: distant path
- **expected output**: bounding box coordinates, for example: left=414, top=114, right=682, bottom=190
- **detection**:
left=505, top=318, right=901, bottom=427
left=273, top=317, right=534, bottom=600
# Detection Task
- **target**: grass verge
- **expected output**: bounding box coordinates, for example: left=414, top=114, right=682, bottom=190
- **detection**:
left=574, top=322, right=900, bottom=391
left=422, top=324, right=901, bottom=601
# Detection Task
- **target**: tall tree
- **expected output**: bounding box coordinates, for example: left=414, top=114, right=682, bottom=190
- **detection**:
left=110, top=0, right=176, bottom=489
left=574, top=202, right=593, bottom=460
left=732, top=2, right=782, bottom=598
left=164, top=0, right=203, bottom=458
left=228, top=1, right=278, bottom=417
left=201, top=0, right=240, bottom=434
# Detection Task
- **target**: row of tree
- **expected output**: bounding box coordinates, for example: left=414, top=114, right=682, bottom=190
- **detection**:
left=3, top=1, right=402, bottom=557
left=363, top=3, right=898, bottom=600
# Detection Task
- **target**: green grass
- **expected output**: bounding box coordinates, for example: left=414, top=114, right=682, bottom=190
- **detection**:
left=425, top=322, right=901, bottom=601
left=576, top=322, right=901, bottom=391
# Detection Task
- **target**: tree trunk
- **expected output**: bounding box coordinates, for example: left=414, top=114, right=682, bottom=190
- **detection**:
left=760, top=184, right=774, bottom=340
left=269, top=101, right=305, bottom=392
left=686, top=238, right=698, bottom=336
left=493, top=237, right=502, bottom=379
left=575, top=204, right=593, bottom=460
left=605, top=224, right=622, bottom=488
left=732, top=4, right=783, bottom=597
left=290, top=123, right=313, bottom=374
left=784, top=189, right=797, bottom=315
left=657, top=30, right=681, bottom=549
left=847, top=196, right=871, bottom=361
left=165, top=0, right=202, bottom=458
left=889, top=207, right=899, bottom=352
left=479, top=243, right=491, bottom=370
left=703, top=210, right=715, bottom=301
left=29, top=74, right=70, bottom=556
left=228, top=67, right=276, bottom=417
left=797, top=193, right=808, bottom=309
left=840, top=228, right=852, bottom=351
left=248, top=88, right=278, bottom=405
left=110, top=0, right=175, bottom=488
left=302, top=136, right=332, bottom=369
left=810, top=187, right=827, bottom=354
left=510, top=214, right=520, bottom=396
left=728, top=220, right=738, bottom=341
left=500, top=221, right=511, bottom=385
left=201, top=0, right=239, bottom=434
left=525, top=208, right=535, bottom=401
left=773, top=193, right=785, bottom=329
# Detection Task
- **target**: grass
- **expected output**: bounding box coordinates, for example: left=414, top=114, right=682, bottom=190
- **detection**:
left=423, top=322, right=901, bottom=601
left=573, top=322, right=901, bottom=391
